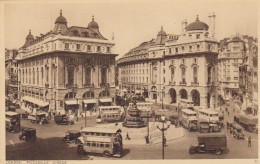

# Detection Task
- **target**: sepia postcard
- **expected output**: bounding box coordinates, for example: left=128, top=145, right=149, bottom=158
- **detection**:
left=1, top=0, right=259, bottom=164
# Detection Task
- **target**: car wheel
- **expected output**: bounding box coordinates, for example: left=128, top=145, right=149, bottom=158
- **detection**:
left=77, top=145, right=85, bottom=155
left=189, top=148, right=196, bottom=154
left=215, top=149, right=222, bottom=155
left=103, top=150, right=110, bottom=157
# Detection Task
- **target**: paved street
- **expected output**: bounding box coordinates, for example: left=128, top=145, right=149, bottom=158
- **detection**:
left=6, top=101, right=258, bottom=160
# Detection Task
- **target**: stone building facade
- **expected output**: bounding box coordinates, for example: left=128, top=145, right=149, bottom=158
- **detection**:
left=118, top=14, right=219, bottom=109
left=17, top=11, right=117, bottom=114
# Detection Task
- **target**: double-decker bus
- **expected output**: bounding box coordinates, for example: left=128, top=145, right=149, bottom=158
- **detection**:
left=127, top=102, right=154, bottom=118
left=179, top=109, right=198, bottom=131
left=97, top=106, right=122, bottom=123
left=198, top=109, right=220, bottom=132
left=77, top=127, right=122, bottom=157
left=178, top=99, right=194, bottom=110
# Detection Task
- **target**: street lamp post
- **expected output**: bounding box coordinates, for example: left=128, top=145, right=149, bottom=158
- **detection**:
left=157, top=115, right=171, bottom=159
left=84, top=104, right=87, bottom=127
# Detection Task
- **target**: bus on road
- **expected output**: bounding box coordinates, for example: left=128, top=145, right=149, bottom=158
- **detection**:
left=97, top=106, right=123, bottom=123
left=77, top=127, right=123, bottom=157
left=127, top=102, right=154, bottom=118
left=179, top=109, right=198, bottom=131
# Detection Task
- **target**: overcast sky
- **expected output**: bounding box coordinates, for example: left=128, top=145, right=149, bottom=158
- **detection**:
left=4, top=0, right=258, bottom=59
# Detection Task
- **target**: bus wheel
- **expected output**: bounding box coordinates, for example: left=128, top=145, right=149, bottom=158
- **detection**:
left=77, top=145, right=85, bottom=155
left=103, top=150, right=110, bottom=157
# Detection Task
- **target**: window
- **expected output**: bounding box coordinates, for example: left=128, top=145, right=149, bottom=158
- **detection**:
left=85, top=67, right=91, bottom=86
left=67, top=66, right=74, bottom=85
left=234, top=77, right=238, bottom=80
left=163, top=61, right=165, bottom=66
left=182, top=46, right=185, bottom=51
left=197, top=45, right=200, bottom=51
left=175, top=47, right=178, bottom=53
left=169, top=48, right=172, bottom=54
left=105, top=144, right=109, bottom=148
left=33, top=68, right=35, bottom=84
left=65, top=43, right=69, bottom=50
left=76, top=44, right=80, bottom=50
left=101, top=67, right=107, bottom=85
left=196, top=34, right=200, bottom=39
left=100, top=143, right=104, bottom=147
left=106, top=47, right=110, bottom=53
left=193, top=67, right=198, bottom=83
left=189, top=46, right=192, bottom=52
left=92, top=142, right=97, bottom=147
left=86, top=142, right=91, bottom=146
left=181, top=67, right=186, bottom=83
left=163, top=69, right=165, bottom=74
left=97, top=46, right=101, bottom=52
left=171, top=67, right=174, bottom=81
left=87, top=45, right=91, bottom=51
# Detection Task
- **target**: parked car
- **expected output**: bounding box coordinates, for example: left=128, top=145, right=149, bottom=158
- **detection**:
left=189, top=134, right=227, bottom=155
left=169, top=114, right=178, bottom=126
left=54, top=114, right=74, bottom=125
left=28, top=113, right=48, bottom=125
left=231, top=123, right=244, bottom=139
left=19, top=128, right=36, bottom=141
left=6, top=111, right=21, bottom=132
left=63, top=130, right=81, bottom=144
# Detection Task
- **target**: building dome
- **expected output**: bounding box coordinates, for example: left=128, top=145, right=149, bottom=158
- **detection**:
left=55, top=10, right=67, bottom=24
left=26, top=30, right=34, bottom=40
left=185, top=15, right=209, bottom=31
left=88, top=15, right=99, bottom=29
left=157, top=26, right=167, bottom=36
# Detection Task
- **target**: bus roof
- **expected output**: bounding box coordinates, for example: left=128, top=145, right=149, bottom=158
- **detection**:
left=99, top=106, right=121, bottom=109
left=81, top=127, right=119, bottom=134
left=181, top=109, right=197, bottom=114
left=198, top=133, right=226, bottom=138
left=85, top=136, right=112, bottom=142
left=198, top=109, right=218, bottom=114
left=6, top=111, right=19, bottom=116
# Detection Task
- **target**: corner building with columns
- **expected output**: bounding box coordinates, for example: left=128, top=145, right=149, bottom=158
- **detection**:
left=118, top=14, right=218, bottom=108
left=17, top=11, right=118, bottom=114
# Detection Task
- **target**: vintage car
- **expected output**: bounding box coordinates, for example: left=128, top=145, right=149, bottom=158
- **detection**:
left=54, top=114, right=74, bottom=125
left=28, top=113, right=48, bottom=125
left=19, top=128, right=37, bottom=141
left=6, top=111, right=21, bottom=132
left=63, top=130, right=81, bottom=144
left=169, top=114, right=179, bottom=126
left=226, top=121, right=235, bottom=133
left=231, top=123, right=244, bottom=139
left=189, top=134, right=227, bottom=155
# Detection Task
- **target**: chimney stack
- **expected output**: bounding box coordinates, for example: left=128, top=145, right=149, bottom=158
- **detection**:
left=208, top=12, right=216, bottom=38
left=181, top=19, right=187, bottom=34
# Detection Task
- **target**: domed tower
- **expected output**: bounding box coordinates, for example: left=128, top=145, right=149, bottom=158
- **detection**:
left=22, top=30, right=34, bottom=48
left=53, top=10, right=68, bottom=34
left=154, top=26, right=167, bottom=45
left=88, top=15, right=99, bottom=33
left=185, top=15, right=209, bottom=31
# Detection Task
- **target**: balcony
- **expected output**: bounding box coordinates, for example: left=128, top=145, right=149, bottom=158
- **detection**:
left=84, top=83, right=95, bottom=88
left=180, top=80, right=187, bottom=86
left=191, top=81, right=199, bottom=86
left=66, top=84, right=77, bottom=89
left=100, top=83, right=110, bottom=88
left=169, top=81, right=176, bottom=86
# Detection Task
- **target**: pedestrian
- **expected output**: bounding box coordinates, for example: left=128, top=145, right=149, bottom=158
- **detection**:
left=125, top=132, right=130, bottom=140
left=248, top=136, right=252, bottom=147
left=145, top=136, right=149, bottom=144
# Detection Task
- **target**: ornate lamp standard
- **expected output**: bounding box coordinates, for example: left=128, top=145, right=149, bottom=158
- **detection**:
left=157, top=115, right=171, bottom=159
left=146, top=111, right=150, bottom=144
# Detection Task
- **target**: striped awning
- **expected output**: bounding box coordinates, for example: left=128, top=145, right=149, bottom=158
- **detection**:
left=83, top=99, right=96, bottom=104
left=21, top=96, right=49, bottom=107
left=99, top=98, right=112, bottom=103
left=65, top=100, right=78, bottom=105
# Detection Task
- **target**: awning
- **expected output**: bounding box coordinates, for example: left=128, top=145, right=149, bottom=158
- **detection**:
left=65, top=100, right=78, bottom=105
left=99, top=98, right=112, bottom=103
left=83, top=99, right=96, bottom=104
left=21, top=96, right=49, bottom=107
